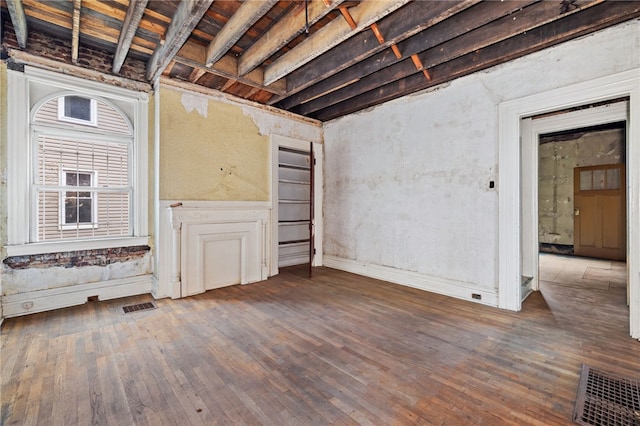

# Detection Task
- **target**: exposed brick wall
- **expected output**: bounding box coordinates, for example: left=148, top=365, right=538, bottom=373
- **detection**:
left=1, top=21, right=147, bottom=82
left=3, top=246, right=151, bottom=270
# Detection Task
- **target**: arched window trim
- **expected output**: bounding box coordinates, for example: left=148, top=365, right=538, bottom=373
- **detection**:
left=5, top=66, right=149, bottom=256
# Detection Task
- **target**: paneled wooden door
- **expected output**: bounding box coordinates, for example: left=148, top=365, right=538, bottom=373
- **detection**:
left=574, top=163, right=626, bottom=261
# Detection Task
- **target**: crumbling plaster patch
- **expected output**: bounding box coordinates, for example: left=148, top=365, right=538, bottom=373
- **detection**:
left=1, top=252, right=151, bottom=296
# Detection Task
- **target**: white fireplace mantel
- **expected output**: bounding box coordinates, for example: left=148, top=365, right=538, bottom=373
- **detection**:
left=156, top=201, right=271, bottom=299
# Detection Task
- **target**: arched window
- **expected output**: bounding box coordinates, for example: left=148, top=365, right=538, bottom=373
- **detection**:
left=6, top=66, right=148, bottom=254
left=31, top=94, right=134, bottom=241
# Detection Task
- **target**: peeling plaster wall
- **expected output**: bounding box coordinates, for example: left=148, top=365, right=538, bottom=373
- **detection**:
left=0, top=62, right=7, bottom=255
left=159, top=85, right=321, bottom=201
left=323, top=20, right=639, bottom=296
left=539, top=129, right=624, bottom=247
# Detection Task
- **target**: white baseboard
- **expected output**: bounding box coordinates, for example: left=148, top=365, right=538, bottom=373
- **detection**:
left=323, top=255, right=498, bottom=307
left=2, top=275, right=153, bottom=318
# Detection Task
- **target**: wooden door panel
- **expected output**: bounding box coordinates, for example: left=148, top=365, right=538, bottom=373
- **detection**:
left=576, top=195, right=597, bottom=248
left=574, top=163, right=625, bottom=261
left=602, top=195, right=622, bottom=249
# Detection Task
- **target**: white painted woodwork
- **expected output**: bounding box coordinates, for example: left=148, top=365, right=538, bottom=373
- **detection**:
left=166, top=202, right=270, bottom=299
left=270, top=135, right=323, bottom=276
left=520, top=102, right=629, bottom=295
left=5, top=66, right=149, bottom=256
left=323, top=20, right=639, bottom=333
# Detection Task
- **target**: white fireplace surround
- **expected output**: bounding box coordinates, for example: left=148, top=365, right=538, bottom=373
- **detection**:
left=156, top=201, right=271, bottom=299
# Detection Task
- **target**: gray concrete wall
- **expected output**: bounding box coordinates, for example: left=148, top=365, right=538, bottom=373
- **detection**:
left=538, top=129, right=624, bottom=247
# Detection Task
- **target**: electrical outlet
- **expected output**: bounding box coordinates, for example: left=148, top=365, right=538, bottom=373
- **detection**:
left=22, top=301, right=34, bottom=310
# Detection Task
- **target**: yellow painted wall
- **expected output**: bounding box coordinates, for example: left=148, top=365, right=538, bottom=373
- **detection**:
left=159, top=87, right=269, bottom=201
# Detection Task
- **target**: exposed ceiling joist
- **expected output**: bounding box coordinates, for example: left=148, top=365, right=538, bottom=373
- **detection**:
left=277, top=0, right=536, bottom=110
left=271, top=0, right=480, bottom=106
left=146, top=0, right=214, bottom=81
left=71, top=0, right=82, bottom=64
left=312, top=0, right=640, bottom=121
left=205, top=0, right=279, bottom=68
left=5, top=0, right=28, bottom=48
left=175, top=41, right=286, bottom=95
left=113, top=0, right=149, bottom=73
left=237, top=0, right=345, bottom=77
left=263, top=0, right=411, bottom=86
left=292, top=0, right=603, bottom=115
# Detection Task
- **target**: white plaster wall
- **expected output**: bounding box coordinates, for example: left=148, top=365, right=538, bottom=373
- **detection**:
left=323, top=20, right=640, bottom=295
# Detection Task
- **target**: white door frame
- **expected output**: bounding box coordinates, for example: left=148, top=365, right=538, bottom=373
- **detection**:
left=521, top=102, right=629, bottom=293
left=270, top=134, right=323, bottom=276
left=498, top=68, right=640, bottom=340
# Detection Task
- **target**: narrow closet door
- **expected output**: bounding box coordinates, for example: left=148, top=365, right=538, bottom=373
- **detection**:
left=278, top=147, right=311, bottom=268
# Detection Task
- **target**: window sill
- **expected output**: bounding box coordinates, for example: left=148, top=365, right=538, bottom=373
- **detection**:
left=4, top=236, right=150, bottom=257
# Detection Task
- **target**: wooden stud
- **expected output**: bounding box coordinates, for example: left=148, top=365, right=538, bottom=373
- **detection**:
left=237, top=0, right=346, bottom=77
left=113, top=0, right=149, bottom=73
left=371, top=23, right=402, bottom=59
left=339, top=7, right=357, bottom=30
left=272, top=0, right=478, bottom=106
left=410, top=54, right=431, bottom=81
left=391, top=44, right=402, bottom=59
left=263, top=0, right=410, bottom=85
left=220, top=78, right=237, bottom=92
left=5, top=0, right=28, bottom=48
left=71, top=0, right=82, bottom=64
left=146, top=0, right=214, bottom=81
left=189, top=68, right=207, bottom=83
left=205, top=0, right=278, bottom=67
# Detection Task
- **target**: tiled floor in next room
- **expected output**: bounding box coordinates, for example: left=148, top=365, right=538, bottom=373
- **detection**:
left=539, top=252, right=627, bottom=290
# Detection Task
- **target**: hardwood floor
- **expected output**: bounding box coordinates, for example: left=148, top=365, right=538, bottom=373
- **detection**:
left=2, top=261, right=638, bottom=425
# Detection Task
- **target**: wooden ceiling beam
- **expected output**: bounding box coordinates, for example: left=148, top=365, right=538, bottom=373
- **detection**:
left=174, top=41, right=286, bottom=95
left=71, top=0, right=82, bottom=64
left=292, top=0, right=602, bottom=115
left=6, top=0, right=28, bottom=48
left=271, top=0, right=479, bottom=106
left=312, top=1, right=640, bottom=121
left=277, top=0, right=551, bottom=111
left=263, top=0, right=411, bottom=86
left=113, top=0, right=149, bottom=73
left=237, top=0, right=345, bottom=77
left=146, top=0, right=214, bottom=81
left=338, top=6, right=357, bottom=30
left=205, top=0, right=279, bottom=67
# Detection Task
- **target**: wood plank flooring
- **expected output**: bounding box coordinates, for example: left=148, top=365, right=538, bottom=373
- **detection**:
left=2, top=260, right=639, bottom=425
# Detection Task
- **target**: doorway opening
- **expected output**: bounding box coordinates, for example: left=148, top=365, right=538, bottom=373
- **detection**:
left=534, top=113, right=629, bottom=322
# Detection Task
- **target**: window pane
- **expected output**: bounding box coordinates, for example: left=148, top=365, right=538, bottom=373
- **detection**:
left=580, top=170, right=592, bottom=191
left=66, top=172, right=77, bottom=186
left=593, top=169, right=606, bottom=190
left=607, top=168, right=620, bottom=190
left=65, top=198, right=78, bottom=223
left=64, top=96, right=92, bottom=121
left=78, top=173, right=91, bottom=186
left=78, top=198, right=92, bottom=223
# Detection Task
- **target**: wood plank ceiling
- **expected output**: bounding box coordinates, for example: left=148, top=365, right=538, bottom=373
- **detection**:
left=1, top=0, right=639, bottom=121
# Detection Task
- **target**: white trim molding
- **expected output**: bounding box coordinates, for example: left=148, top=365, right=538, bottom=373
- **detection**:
left=498, top=68, right=640, bottom=340
left=4, top=66, right=149, bottom=252
left=324, top=255, right=498, bottom=307
left=1, top=275, right=152, bottom=318
left=156, top=201, right=271, bottom=299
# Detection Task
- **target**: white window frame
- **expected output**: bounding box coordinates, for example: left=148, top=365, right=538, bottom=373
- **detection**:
left=6, top=66, right=149, bottom=256
left=57, top=95, right=98, bottom=126
left=59, top=169, right=98, bottom=230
